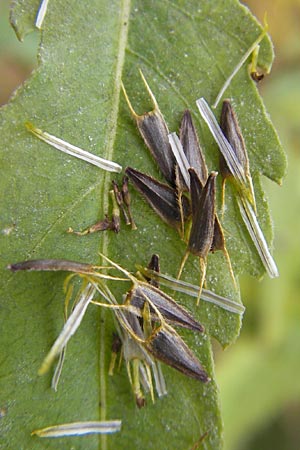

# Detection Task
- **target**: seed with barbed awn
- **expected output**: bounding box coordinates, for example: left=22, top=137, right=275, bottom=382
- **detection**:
left=196, top=97, right=278, bottom=278
left=122, top=70, right=176, bottom=186
left=8, top=254, right=210, bottom=403
left=179, top=110, right=208, bottom=187
left=218, top=100, right=277, bottom=277
left=220, top=99, right=256, bottom=213
left=137, top=264, right=244, bottom=315
left=178, top=171, right=217, bottom=305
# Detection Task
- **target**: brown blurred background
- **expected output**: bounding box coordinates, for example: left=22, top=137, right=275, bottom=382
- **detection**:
left=1, top=1, right=300, bottom=449
left=0, top=0, right=39, bottom=106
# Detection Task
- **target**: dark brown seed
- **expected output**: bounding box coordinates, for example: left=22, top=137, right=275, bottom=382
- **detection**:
left=122, top=73, right=176, bottom=186
left=136, top=110, right=175, bottom=185
left=220, top=99, right=256, bottom=211
left=7, top=259, right=95, bottom=273
left=220, top=100, right=248, bottom=180
left=180, top=110, right=208, bottom=187
left=128, top=282, right=204, bottom=333
left=125, top=167, right=191, bottom=232
left=211, top=216, right=225, bottom=253
left=177, top=170, right=217, bottom=304
left=188, top=170, right=217, bottom=258
left=67, top=216, right=112, bottom=236
left=144, top=325, right=209, bottom=382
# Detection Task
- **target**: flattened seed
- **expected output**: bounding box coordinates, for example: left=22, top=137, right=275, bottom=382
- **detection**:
left=220, top=99, right=256, bottom=210
left=188, top=171, right=217, bottom=258
left=180, top=110, right=208, bottom=186
left=122, top=71, right=176, bottom=185
left=7, top=259, right=95, bottom=274
left=145, top=326, right=209, bottom=382
left=125, top=167, right=190, bottom=230
left=128, top=283, right=204, bottom=333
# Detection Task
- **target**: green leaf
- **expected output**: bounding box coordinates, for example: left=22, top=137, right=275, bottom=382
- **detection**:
left=0, top=1, right=286, bottom=449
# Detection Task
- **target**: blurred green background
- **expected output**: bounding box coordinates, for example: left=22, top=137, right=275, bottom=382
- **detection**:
left=1, top=0, right=299, bottom=449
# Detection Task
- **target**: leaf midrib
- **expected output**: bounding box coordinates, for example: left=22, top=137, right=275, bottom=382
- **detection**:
left=98, top=1, right=131, bottom=449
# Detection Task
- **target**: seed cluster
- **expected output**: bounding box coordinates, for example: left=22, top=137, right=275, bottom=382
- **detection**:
left=10, top=70, right=278, bottom=412
left=9, top=24, right=278, bottom=436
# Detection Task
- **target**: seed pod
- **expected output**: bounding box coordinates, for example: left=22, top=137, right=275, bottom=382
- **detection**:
left=127, top=282, right=204, bottom=333
left=220, top=99, right=256, bottom=212
left=7, top=259, right=96, bottom=274
left=188, top=171, right=216, bottom=258
left=122, top=71, right=176, bottom=186
left=178, top=170, right=217, bottom=304
left=125, top=167, right=190, bottom=232
left=176, top=110, right=236, bottom=286
left=169, top=112, right=210, bottom=239
left=144, top=325, right=209, bottom=382
left=197, top=97, right=247, bottom=188
left=216, top=100, right=277, bottom=276
left=137, top=265, right=244, bottom=315
left=67, top=216, right=113, bottom=236
left=180, top=110, right=208, bottom=187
